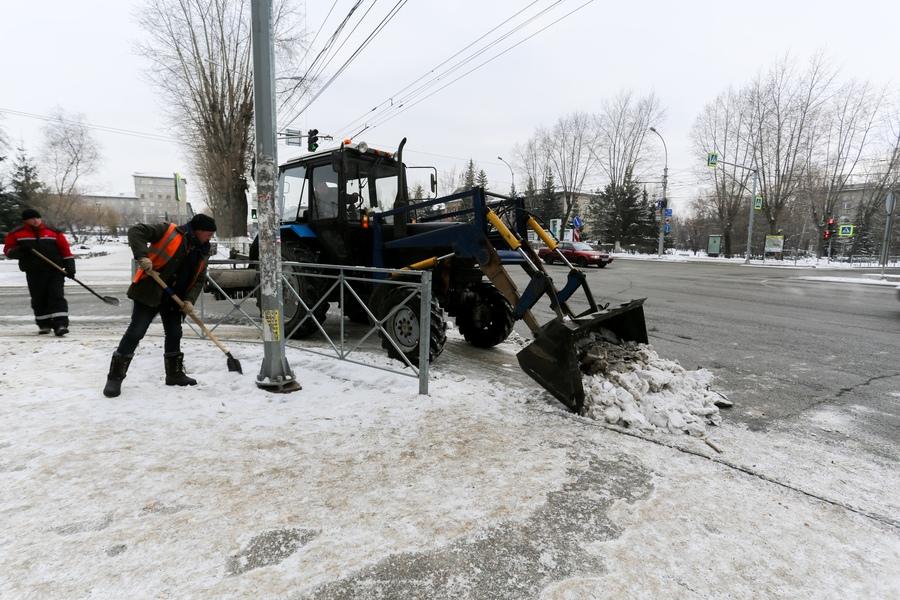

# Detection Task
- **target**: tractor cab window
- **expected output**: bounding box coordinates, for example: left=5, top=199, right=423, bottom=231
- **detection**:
left=278, top=164, right=307, bottom=222
left=311, top=164, right=339, bottom=220
left=343, top=155, right=402, bottom=223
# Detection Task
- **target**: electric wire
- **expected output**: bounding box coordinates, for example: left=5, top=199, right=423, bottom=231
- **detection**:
left=349, top=0, right=580, bottom=138
left=282, top=0, right=408, bottom=130
left=335, top=0, right=544, bottom=135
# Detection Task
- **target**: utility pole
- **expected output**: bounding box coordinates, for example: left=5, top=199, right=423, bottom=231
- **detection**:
left=882, top=191, right=896, bottom=279
left=649, top=127, right=668, bottom=258
left=745, top=168, right=758, bottom=264
left=250, top=0, right=299, bottom=392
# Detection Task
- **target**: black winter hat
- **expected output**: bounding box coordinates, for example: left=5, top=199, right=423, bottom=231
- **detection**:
left=21, top=208, right=41, bottom=221
left=189, top=213, right=217, bottom=232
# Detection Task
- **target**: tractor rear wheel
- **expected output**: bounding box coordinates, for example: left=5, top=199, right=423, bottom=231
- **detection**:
left=375, top=286, right=446, bottom=364
left=455, top=282, right=515, bottom=348
left=280, top=246, right=329, bottom=339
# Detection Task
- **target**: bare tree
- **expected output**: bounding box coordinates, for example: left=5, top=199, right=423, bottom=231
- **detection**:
left=746, top=55, right=835, bottom=234
left=693, top=87, right=754, bottom=257
left=38, top=110, right=101, bottom=237
left=543, top=112, right=597, bottom=227
left=593, top=91, right=664, bottom=188
left=513, top=132, right=551, bottom=214
left=801, top=79, right=883, bottom=256
left=137, top=0, right=308, bottom=238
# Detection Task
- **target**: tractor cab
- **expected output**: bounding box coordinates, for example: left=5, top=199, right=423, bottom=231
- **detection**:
left=277, top=141, right=409, bottom=265
left=279, top=142, right=406, bottom=225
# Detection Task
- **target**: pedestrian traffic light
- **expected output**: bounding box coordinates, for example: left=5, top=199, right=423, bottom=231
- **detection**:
left=824, top=230, right=832, bottom=240
left=307, top=129, right=319, bottom=152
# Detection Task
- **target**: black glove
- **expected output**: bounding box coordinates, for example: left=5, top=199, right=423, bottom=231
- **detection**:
left=64, top=260, right=76, bottom=278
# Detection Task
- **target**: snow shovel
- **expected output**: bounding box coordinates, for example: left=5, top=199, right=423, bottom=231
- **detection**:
left=144, top=268, right=243, bottom=374
left=28, top=248, right=120, bottom=306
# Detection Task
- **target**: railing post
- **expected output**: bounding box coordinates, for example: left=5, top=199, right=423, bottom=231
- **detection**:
left=339, top=269, right=345, bottom=358
left=417, top=271, right=432, bottom=395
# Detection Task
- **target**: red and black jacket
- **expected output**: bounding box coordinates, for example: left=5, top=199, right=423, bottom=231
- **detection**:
left=3, top=223, right=75, bottom=274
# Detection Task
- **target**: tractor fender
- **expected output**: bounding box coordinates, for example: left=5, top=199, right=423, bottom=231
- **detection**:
left=281, top=223, right=317, bottom=239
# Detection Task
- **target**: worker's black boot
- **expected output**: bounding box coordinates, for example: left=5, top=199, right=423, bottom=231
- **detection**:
left=164, top=352, right=197, bottom=386
left=103, top=352, right=133, bottom=398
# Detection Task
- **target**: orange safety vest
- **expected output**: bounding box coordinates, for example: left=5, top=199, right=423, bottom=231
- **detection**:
left=133, top=223, right=207, bottom=289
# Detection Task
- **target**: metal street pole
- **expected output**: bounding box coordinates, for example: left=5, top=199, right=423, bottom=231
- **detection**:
left=745, top=168, right=758, bottom=264
left=250, top=0, right=299, bottom=392
left=650, top=127, right=667, bottom=258
left=497, top=156, right=516, bottom=196
left=882, top=191, right=896, bottom=279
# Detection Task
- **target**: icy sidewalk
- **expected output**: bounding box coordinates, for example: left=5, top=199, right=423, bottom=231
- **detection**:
left=1, top=325, right=899, bottom=598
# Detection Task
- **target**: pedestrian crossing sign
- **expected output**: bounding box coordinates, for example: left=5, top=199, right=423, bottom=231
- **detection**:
left=838, top=224, right=855, bottom=237
left=707, top=152, right=718, bottom=168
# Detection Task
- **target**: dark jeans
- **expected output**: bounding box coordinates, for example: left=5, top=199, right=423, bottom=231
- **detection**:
left=116, top=300, right=183, bottom=356
left=26, top=270, right=68, bottom=329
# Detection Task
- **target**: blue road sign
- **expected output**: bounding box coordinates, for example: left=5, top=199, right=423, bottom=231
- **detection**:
left=664, top=223, right=671, bottom=234
left=571, top=215, right=583, bottom=229
left=664, top=208, right=673, bottom=217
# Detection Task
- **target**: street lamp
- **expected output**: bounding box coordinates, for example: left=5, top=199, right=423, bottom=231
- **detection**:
left=497, top=155, right=516, bottom=197
left=648, top=127, right=668, bottom=258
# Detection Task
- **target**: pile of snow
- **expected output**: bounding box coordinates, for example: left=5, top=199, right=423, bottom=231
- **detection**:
left=579, top=336, right=724, bottom=436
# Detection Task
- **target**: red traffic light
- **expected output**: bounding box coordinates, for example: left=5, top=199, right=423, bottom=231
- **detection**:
left=824, top=231, right=832, bottom=240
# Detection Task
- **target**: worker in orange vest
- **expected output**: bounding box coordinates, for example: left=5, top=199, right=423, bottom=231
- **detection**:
left=103, top=214, right=216, bottom=397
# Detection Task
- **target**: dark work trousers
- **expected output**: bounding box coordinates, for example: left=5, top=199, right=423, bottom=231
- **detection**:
left=116, top=300, right=184, bottom=356
left=25, top=270, right=69, bottom=330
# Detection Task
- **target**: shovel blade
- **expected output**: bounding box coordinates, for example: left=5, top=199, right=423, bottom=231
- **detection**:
left=516, top=299, right=647, bottom=413
left=103, top=296, right=120, bottom=306
left=226, top=353, right=243, bottom=374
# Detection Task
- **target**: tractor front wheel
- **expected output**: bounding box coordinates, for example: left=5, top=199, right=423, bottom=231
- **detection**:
left=455, top=282, right=515, bottom=348
left=375, top=286, right=447, bottom=364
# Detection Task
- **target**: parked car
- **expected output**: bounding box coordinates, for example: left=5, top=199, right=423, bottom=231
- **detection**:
left=538, top=241, right=613, bottom=268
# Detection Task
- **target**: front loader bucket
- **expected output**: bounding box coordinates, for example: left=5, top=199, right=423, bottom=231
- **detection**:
left=516, top=299, right=648, bottom=413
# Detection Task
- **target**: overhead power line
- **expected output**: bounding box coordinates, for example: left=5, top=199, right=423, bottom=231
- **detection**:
left=282, top=0, right=409, bottom=130
left=336, top=0, right=544, bottom=135
left=0, top=107, right=179, bottom=143
left=358, top=0, right=597, bottom=136
left=343, top=0, right=574, bottom=138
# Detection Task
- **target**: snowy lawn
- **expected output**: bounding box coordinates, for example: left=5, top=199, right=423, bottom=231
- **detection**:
left=2, top=323, right=899, bottom=598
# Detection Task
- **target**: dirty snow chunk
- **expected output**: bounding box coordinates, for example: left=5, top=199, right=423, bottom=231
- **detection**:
left=581, top=341, right=723, bottom=436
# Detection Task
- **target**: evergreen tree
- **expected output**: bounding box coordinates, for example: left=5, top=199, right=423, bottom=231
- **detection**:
left=475, top=169, right=489, bottom=191
left=10, top=148, right=44, bottom=208
left=537, top=170, right=560, bottom=224
left=597, top=170, right=655, bottom=250
left=411, top=183, right=425, bottom=200
left=462, top=159, right=476, bottom=190
left=523, top=175, right=538, bottom=214
left=2, top=148, right=43, bottom=232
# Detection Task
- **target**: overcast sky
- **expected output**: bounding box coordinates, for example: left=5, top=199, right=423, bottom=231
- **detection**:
left=2, top=0, right=898, bottom=214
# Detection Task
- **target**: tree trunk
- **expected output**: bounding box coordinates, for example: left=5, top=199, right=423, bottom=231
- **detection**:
left=722, top=227, right=733, bottom=258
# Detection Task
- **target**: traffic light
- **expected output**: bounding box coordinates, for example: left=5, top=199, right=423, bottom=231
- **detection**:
left=824, top=216, right=836, bottom=241
left=307, top=128, right=319, bottom=152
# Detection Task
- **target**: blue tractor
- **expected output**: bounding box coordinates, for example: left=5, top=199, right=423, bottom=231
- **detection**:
left=218, top=138, right=647, bottom=413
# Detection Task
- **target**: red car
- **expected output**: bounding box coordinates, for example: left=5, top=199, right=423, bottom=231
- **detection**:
left=539, top=241, right=613, bottom=268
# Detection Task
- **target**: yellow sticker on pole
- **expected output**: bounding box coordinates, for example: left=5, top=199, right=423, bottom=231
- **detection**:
left=263, top=309, right=281, bottom=341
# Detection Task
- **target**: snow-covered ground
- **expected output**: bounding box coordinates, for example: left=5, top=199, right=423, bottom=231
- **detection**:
left=2, top=320, right=899, bottom=598
left=2, top=237, right=900, bottom=597
left=612, top=250, right=899, bottom=270
left=0, top=240, right=134, bottom=287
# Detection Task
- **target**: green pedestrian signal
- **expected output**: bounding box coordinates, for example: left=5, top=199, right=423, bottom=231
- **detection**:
left=707, top=152, right=718, bottom=168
